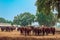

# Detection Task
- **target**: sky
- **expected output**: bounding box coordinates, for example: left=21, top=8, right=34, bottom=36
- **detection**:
left=0, top=0, right=37, bottom=21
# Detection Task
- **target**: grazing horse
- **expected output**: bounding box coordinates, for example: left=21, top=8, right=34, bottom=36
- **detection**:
left=24, top=27, right=32, bottom=36
left=32, top=27, right=42, bottom=36
left=0, top=27, right=5, bottom=31
left=50, top=27, right=55, bottom=35
left=5, top=27, right=10, bottom=32
left=42, top=27, right=45, bottom=35
left=5, top=26, right=16, bottom=32
left=0, top=26, right=16, bottom=32
left=43, top=27, right=50, bottom=35
left=17, top=26, right=32, bottom=36
left=17, top=27, right=24, bottom=34
left=42, top=27, right=55, bottom=35
left=10, top=27, right=16, bottom=31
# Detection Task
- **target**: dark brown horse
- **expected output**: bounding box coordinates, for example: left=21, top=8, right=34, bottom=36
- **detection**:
left=17, top=26, right=32, bottom=36
left=0, top=26, right=16, bottom=32
left=0, top=27, right=5, bottom=31
left=32, top=27, right=42, bottom=36
left=42, top=27, right=55, bottom=35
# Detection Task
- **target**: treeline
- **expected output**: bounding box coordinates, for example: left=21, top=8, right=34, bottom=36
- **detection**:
left=0, top=12, right=56, bottom=26
left=0, top=12, right=35, bottom=26
left=0, top=17, right=12, bottom=23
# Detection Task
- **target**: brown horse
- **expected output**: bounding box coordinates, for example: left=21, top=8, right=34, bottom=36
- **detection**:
left=32, top=27, right=42, bottom=36
left=42, top=27, right=55, bottom=35
left=0, top=27, right=5, bottom=31
left=0, top=26, right=16, bottom=32
left=17, top=27, right=24, bottom=34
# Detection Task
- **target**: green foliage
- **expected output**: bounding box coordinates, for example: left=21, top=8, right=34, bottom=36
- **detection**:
left=36, top=0, right=60, bottom=18
left=6, top=20, right=12, bottom=23
left=35, top=0, right=60, bottom=26
left=36, top=12, right=56, bottom=26
left=6, top=20, right=13, bottom=25
left=0, top=17, right=13, bottom=25
left=35, top=0, right=51, bottom=15
left=13, top=12, right=35, bottom=26
left=0, top=17, right=6, bottom=23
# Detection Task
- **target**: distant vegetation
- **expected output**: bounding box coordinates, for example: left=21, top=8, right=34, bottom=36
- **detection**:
left=36, top=12, right=56, bottom=26
left=13, top=12, right=35, bottom=26
left=0, top=17, right=12, bottom=23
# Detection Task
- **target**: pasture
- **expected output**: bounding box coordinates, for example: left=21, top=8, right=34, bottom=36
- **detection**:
left=0, top=28, right=60, bottom=40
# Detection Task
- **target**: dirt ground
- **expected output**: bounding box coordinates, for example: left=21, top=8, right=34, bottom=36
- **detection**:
left=0, top=30, right=60, bottom=40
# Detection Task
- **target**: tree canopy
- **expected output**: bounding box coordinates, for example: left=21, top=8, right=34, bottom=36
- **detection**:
left=0, top=17, right=7, bottom=23
left=35, top=0, right=60, bottom=26
left=13, top=12, right=35, bottom=26
left=36, top=0, right=60, bottom=18
left=36, top=12, right=56, bottom=26
left=0, top=17, right=12, bottom=24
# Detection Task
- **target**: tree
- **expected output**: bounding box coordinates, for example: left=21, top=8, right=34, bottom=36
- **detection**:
left=35, top=0, right=51, bottom=15
left=0, top=17, right=7, bottom=23
left=36, top=12, right=56, bottom=27
left=0, top=17, right=13, bottom=26
left=6, top=20, right=12, bottom=23
left=13, top=12, right=35, bottom=26
left=35, top=0, right=60, bottom=26
left=35, top=0, right=60, bottom=18
left=6, top=20, right=13, bottom=25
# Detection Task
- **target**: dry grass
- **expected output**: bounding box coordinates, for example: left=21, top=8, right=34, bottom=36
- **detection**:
left=0, top=29, right=60, bottom=40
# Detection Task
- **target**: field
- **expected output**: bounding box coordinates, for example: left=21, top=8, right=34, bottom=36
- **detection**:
left=0, top=29, right=60, bottom=40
